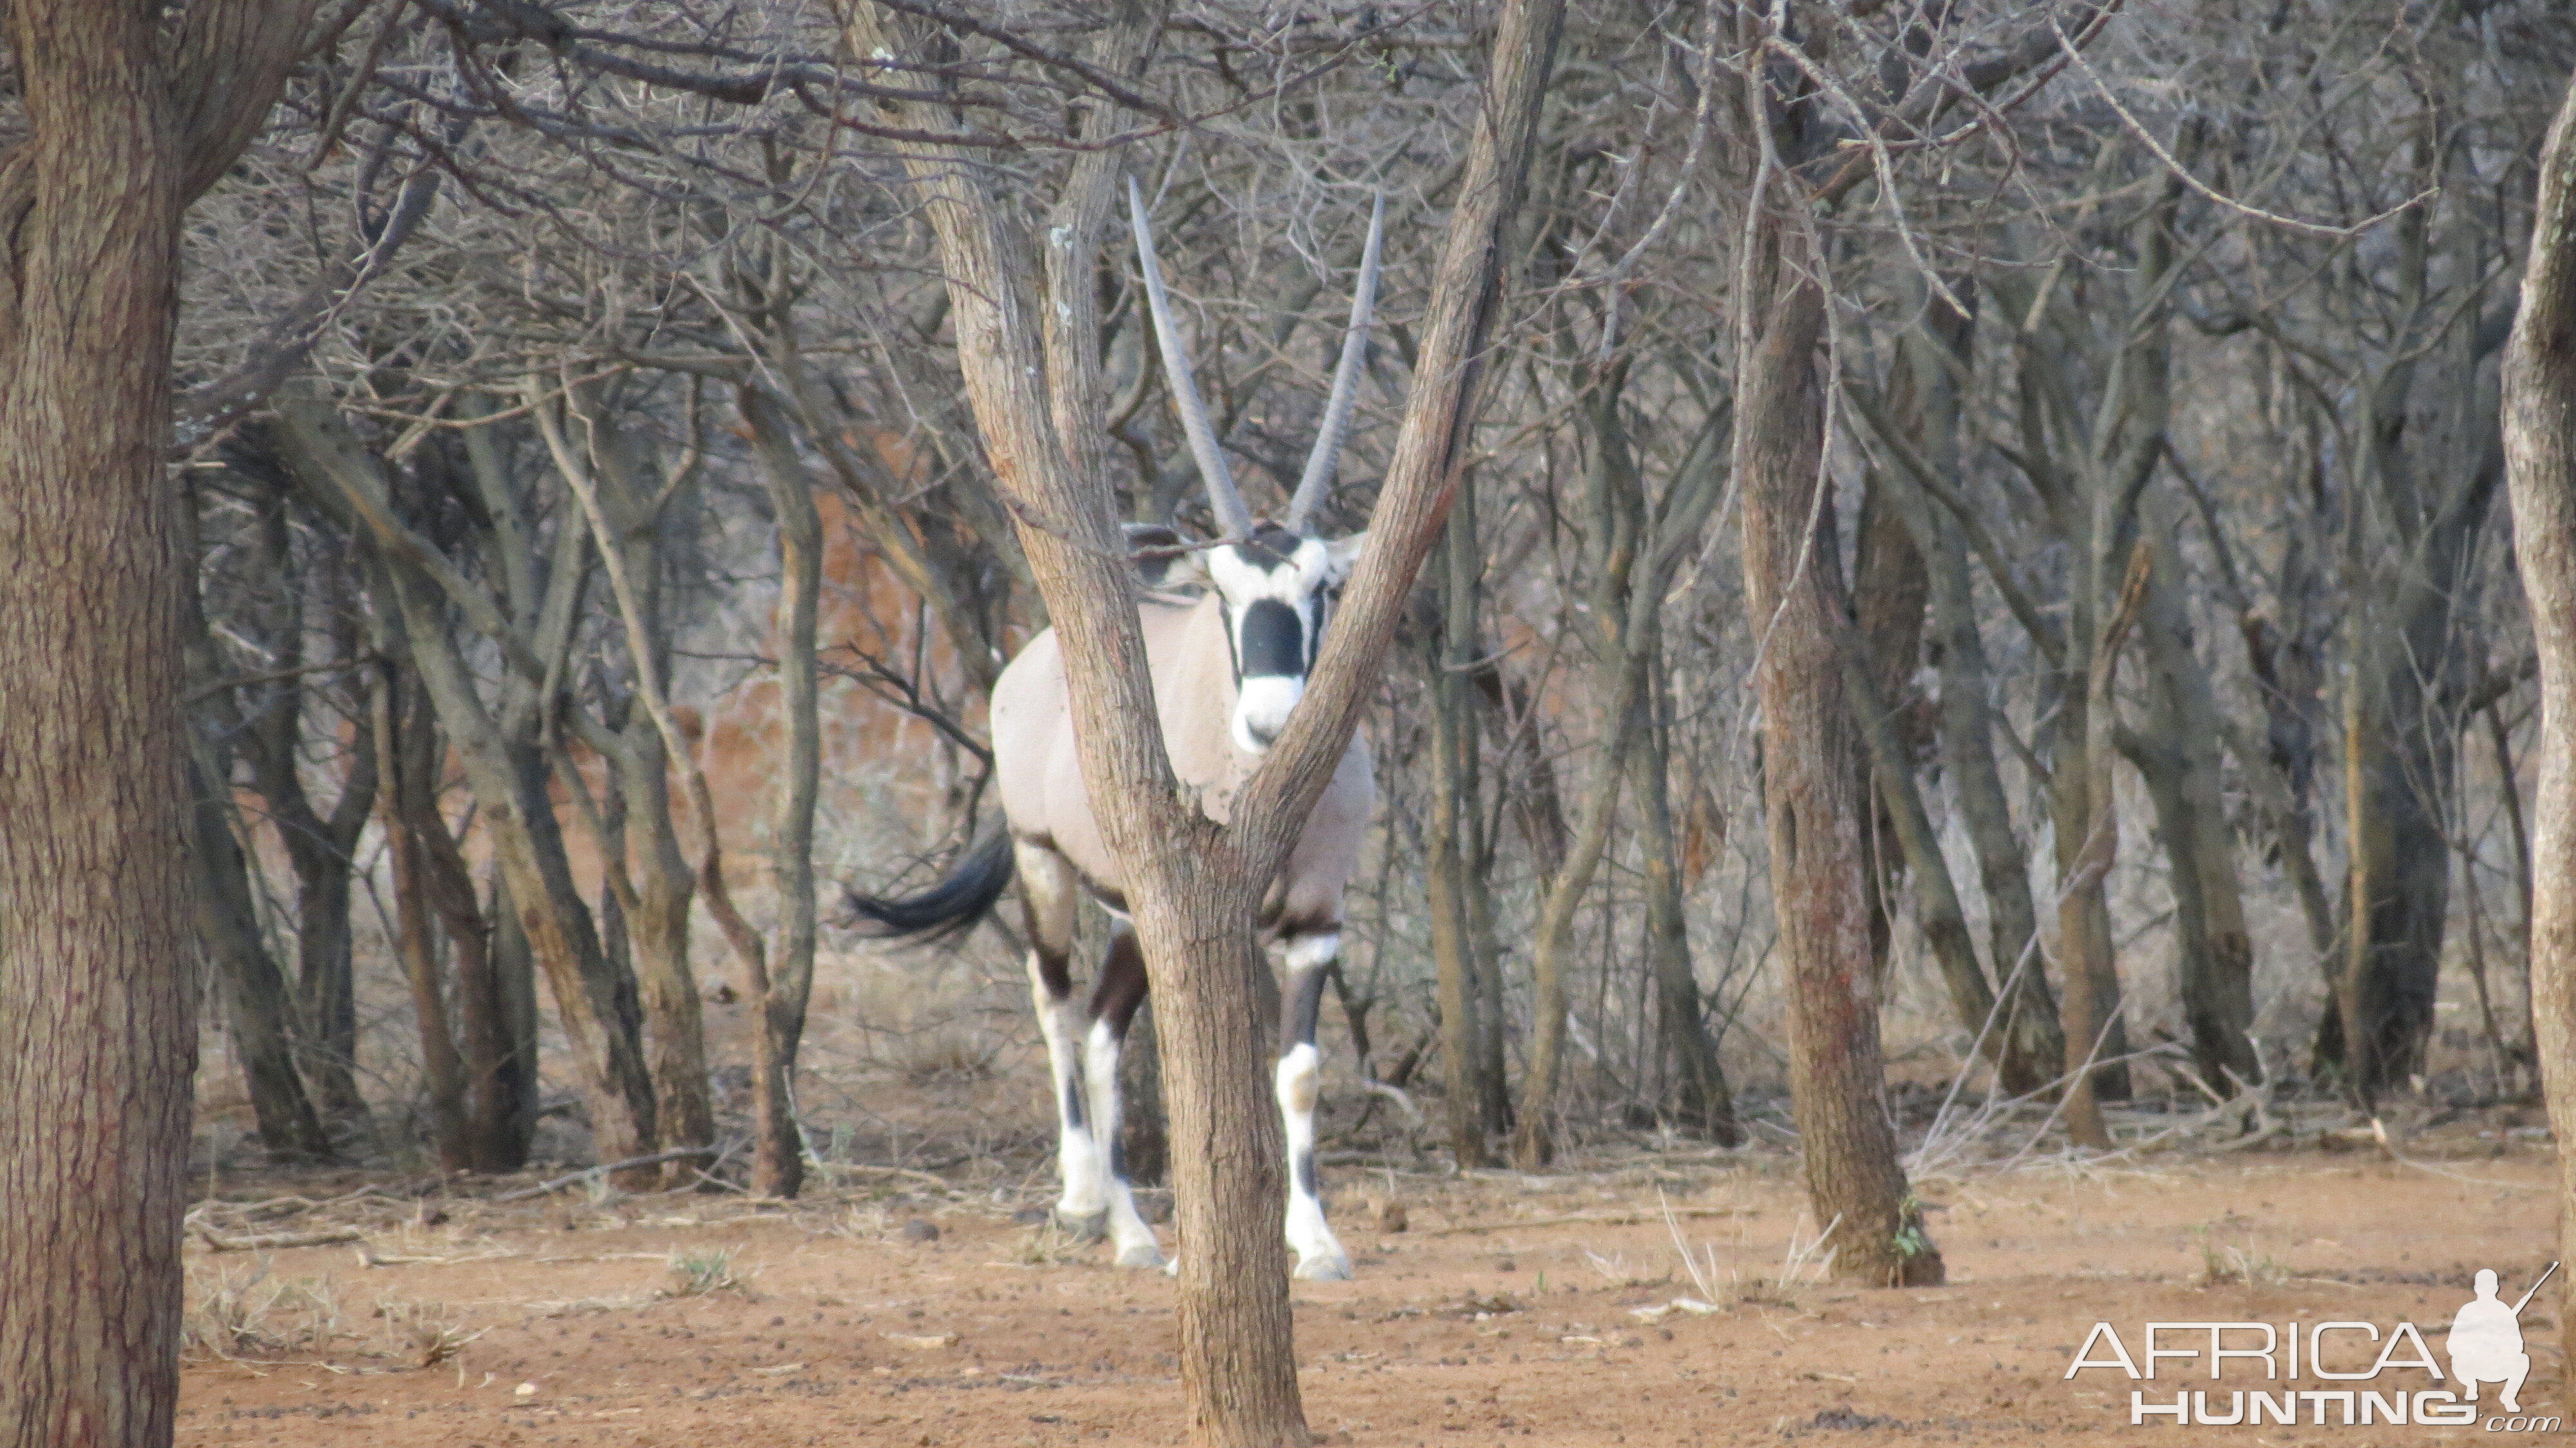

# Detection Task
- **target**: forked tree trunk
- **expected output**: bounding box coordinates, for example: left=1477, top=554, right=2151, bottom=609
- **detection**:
left=847, top=0, right=1562, bottom=1429
left=2501, top=62, right=2576, bottom=1384
left=1733, top=242, right=1940, bottom=1286
left=0, top=1, right=314, bottom=1441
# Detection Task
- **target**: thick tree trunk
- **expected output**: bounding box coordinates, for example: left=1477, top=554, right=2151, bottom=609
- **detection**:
left=2339, top=476, right=2495, bottom=1100
left=1734, top=248, right=1940, bottom=1286
left=2503, top=64, right=2576, bottom=1381
left=0, top=0, right=314, bottom=1439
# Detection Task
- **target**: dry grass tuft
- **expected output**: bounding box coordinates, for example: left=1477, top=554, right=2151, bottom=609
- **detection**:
left=668, top=1245, right=755, bottom=1297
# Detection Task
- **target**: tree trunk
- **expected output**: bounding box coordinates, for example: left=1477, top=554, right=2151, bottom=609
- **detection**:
left=1732, top=236, right=1940, bottom=1286
left=377, top=665, right=471, bottom=1170
left=0, top=0, right=314, bottom=1439
left=1633, top=615, right=1739, bottom=1141
left=2340, top=467, right=2497, bottom=1100
left=236, top=498, right=375, bottom=1127
left=185, top=749, right=333, bottom=1161
left=1859, top=325, right=2069, bottom=1095
left=2053, top=549, right=2153, bottom=1148
left=748, top=385, right=827, bottom=1198
left=177, top=495, right=334, bottom=1161
left=1425, top=495, right=1495, bottom=1166
left=2122, top=526, right=2260, bottom=1097
left=2503, top=63, right=2576, bottom=1380
left=1848, top=466, right=1929, bottom=984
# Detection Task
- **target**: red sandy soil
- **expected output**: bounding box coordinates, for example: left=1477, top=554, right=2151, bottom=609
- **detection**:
left=177, top=1125, right=2561, bottom=1447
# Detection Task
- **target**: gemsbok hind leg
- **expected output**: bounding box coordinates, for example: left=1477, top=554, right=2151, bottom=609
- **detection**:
left=1016, top=841, right=1105, bottom=1235
left=1278, top=929, right=1352, bottom=1281
left=1079, top=922, right=1162, bottom=1268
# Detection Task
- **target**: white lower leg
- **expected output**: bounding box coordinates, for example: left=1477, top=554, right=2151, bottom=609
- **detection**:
left=1030, top=967, right=1103, bottom=1219
left=1084, top=1018, right=1162, bottom=1267
left=1278, top=1039, right=1349, bottom=1280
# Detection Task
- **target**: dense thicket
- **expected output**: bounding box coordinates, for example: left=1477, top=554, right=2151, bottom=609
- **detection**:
left=150, top=0, right=2576, bottom=1192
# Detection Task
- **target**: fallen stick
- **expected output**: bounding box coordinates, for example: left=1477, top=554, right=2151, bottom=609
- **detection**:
left=808, top=1162, right=954, bottom=1192
left=1424, top=1206, right=1754, bottom=1237
left=485, top=1148, right=719, bottom=1204
left=193, top=1224, right=365, bottom=1253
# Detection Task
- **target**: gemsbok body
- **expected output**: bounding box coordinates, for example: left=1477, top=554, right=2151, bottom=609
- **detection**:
left=844, top=181, right=1386, bottom=1281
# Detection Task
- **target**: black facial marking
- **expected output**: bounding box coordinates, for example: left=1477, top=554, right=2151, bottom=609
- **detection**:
left=1238, top=598, right=1306, bottom=678
left=1240, top=524, right=1303, bottom=567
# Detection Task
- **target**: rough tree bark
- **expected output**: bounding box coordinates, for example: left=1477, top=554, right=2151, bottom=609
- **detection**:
left=2502, top=61, right=2576, bottom=1386
left=1734, top=262, right=1941, bottom=1283
left=1727, top=6, right=1940, bottom=1286
left=0, top=1, right=317, bottom=1442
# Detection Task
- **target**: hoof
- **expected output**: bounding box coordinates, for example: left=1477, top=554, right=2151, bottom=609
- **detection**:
left=1050, top=1208, right=1109, bottom=1244
left=1292, top=1253, right=1353, bottom=1282
left=1114, top=1241, right=1166, bottom=1270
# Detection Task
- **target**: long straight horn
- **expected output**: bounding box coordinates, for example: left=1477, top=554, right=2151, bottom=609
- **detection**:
left=1285, top=191, right=1385, bottom=532
left=1128, top=177, right=1253, bottom=538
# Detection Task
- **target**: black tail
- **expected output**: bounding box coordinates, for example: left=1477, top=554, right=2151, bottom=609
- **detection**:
left=840, top=824, right=1015, bottom=945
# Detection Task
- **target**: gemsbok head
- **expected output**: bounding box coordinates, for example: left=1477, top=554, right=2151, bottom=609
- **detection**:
left=841, top=179, right=1388, bottom=1281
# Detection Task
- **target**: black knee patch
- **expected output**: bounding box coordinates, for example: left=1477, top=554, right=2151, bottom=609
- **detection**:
left=1293, top=1147, right=1317, bottom=1201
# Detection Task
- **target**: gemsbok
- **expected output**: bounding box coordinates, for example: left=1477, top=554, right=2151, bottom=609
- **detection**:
left=843, top=180, right=1386, bottom=1281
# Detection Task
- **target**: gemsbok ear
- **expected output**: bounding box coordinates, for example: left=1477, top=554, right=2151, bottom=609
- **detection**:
left=1125, top=523, right=1209, bottom=591
left=1322, top=531, right=1368, bottom=584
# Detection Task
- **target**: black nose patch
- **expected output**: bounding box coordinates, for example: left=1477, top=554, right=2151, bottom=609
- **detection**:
left=1236, top=598, right=1307, bottom=678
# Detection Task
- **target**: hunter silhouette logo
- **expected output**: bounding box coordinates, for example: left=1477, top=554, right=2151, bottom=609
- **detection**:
left=2063, top=1262, right=2562, bottom=1429
left=2450, top=1262, right=2553, bottom=1415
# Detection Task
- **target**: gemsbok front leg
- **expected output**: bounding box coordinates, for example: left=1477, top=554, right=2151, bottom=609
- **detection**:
left=1015, top=840, right=1106, bottom=1235
left=1277, top=929, right=1352, bottom=1281
left=1079, top=922, right=1164, bottom=1268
